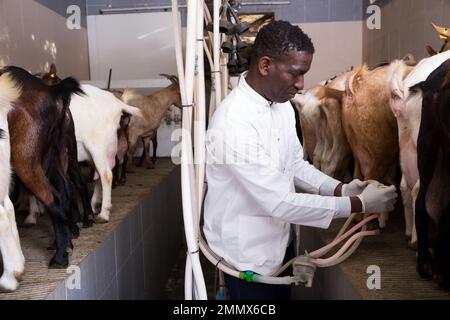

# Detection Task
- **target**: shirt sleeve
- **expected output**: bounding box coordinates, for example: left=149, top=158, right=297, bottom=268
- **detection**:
left=207, top=117, right=350, bottom=229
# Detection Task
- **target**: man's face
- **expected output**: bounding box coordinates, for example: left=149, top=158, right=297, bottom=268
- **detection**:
left=265, top=50, right=313, bottom=103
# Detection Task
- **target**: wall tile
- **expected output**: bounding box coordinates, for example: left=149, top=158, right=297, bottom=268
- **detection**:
left=305, top=0, right=330, bottom=23
left=95, top=234, right=117, bottom=298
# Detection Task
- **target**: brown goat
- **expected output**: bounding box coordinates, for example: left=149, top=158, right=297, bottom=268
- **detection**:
left=342, top=64, right=400, bottom=228
left=120, top=75, right=181, bottom=170
left=3, top=66, right=83, bottom=268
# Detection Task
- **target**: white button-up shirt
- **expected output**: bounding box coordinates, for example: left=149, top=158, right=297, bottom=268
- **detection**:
left=203, top=74, right=351, bottom=275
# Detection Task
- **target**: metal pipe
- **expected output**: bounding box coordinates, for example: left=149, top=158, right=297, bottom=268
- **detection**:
left=98, top=1, right=289, bottom=14
left=99, top=5, right=187, bottom=14
left=241, top=1, right=291, bottom=5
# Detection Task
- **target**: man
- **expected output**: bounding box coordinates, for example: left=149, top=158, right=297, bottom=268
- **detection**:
left=203, top=20, right=397, bottom=300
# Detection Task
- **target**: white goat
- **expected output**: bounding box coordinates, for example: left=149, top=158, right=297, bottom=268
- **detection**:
left=388, top=51, right=450, bottom=248
left=26, top=85, right=142, bottom=224
left=0, top=72, right=25, bottom=291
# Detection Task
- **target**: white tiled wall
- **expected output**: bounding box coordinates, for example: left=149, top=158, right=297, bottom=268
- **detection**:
left=46, top=166, right=183, bottom=300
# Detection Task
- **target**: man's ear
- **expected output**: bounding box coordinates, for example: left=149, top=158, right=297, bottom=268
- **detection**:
left=258, top=56, right=272, bottom=76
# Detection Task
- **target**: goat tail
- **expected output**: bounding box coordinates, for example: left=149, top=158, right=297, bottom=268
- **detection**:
left=120, top=101, right=143, bottom=119
left=0, top=72, right=21, bottom=115
left=52, top=77, right=84, bottom=111
left=387, top=59, right=408, bottom=100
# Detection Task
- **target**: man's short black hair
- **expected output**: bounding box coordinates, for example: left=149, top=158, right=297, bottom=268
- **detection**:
left=251, top=20, right=315, bottom=62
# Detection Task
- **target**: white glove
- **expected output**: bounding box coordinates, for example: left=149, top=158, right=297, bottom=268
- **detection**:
left=357, top=181, right=398, bottom=213
left=341, top=179, right=368, bottom=196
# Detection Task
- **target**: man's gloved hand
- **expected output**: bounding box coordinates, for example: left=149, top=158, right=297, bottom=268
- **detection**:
left=356, top=181, right=398, bottom=213
left=341, top=179, right=368, bottom=196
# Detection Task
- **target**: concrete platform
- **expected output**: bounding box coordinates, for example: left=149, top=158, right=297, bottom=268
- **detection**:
left=0, top=159, right=183, bottom=300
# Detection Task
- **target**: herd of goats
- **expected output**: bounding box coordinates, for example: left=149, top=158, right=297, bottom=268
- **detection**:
left=291, top=33, right=450, bottom=290
left=1, top=24, right=450, bottom=295
left=0, top=64, right=181, bottom=292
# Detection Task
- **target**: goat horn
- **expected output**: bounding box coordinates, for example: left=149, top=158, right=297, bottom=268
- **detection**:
left=159, top=73, right=179, bottom=85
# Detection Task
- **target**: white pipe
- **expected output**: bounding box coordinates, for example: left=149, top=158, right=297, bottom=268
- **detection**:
left=203, top=41, right=216, bottom=122
left=186, top=0, right=208, bottom=300
left=172, top=0, right=207, bottom=300
left=195, top=0, right=207, bottom=224
left=213, top=0, right=222, bottom=106
left=184, top=254, right=193, bottom=299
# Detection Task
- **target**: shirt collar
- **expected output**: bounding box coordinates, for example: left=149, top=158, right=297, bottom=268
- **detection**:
left=239, top=71, right=273, bottom=111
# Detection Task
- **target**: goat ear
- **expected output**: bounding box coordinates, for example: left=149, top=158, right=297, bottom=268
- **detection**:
left=346, top=65, right=366, bottom=96
left=426, top=45, right=437, bottom=56
left=50, top=63, right=57, bottom=74
left=159, top=73, right=178, bottom=85
left=402, top=53, right=417, bottom=66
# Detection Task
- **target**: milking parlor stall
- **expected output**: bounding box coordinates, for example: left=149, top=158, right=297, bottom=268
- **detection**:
left=0, top=0, right=450, bottom=301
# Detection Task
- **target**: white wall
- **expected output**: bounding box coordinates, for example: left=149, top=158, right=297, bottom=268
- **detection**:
left=86, top=11, right=183, bottom=157
left=87, top=12, right=177, bottom=81
left=296, top=21, right=363, bottom=89
left=0, top=0, right=89, bottom=79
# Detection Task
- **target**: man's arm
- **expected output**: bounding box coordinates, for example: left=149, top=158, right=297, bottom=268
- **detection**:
left=207, top=118, right=352, bottom=229
left=291, top=128, right=363, bottom=213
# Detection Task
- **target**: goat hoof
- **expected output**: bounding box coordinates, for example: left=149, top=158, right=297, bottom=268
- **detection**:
left=0, top=276, right=19, bottom=292
left=14, top=270, right=25, bottom=282
left=94, top=215, right=109, bottom=224
left=21, top=221, right=37, bottom=228
left=145, top=162, right=155, bottom=169
left=72, top=227, right=80, bottom=238
left=83, top=220, right=94, bottom=228
left=49, top=255, right=69, bottom=269
left=408, top=241, right=417, bottom=251
left=92, top=203, right=101, bottom=214
left=417, top=262, right=433, bottom=280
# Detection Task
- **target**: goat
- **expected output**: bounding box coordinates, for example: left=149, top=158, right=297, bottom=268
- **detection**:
left=415, top=58, right=450, bottom=288
left=426, top=23, right=450, bottom=56
left=27, top=64, right=94, bottom=228
left=388, top=51, right=450, bottom=249
left=3, top=66, right=82, bottom=268
left=342, top=64, right=400, bottom=228
left=27, top=84, right=142, bottom=224
left=0, top=72, right=24, bottom=291
left=120, top=74, right=181, bottom=171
